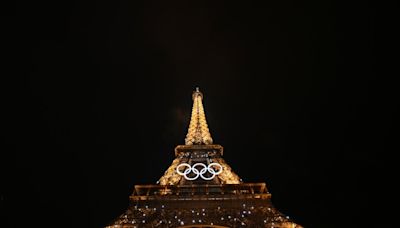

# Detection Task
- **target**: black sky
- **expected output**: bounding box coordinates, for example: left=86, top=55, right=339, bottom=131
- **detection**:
left=3, top=1, right=398, bottom=228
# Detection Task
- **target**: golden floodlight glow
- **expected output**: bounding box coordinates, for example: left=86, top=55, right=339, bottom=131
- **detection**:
left=185, top=87, right=213, bottom=145
left=105, top=88, right=303, bottom=228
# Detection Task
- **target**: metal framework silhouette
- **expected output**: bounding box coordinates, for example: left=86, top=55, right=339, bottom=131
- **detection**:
left=106, top=88, right=302, bottom=228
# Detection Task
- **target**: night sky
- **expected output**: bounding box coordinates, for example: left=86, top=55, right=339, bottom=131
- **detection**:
left=3, top=1, right=398, bottom=228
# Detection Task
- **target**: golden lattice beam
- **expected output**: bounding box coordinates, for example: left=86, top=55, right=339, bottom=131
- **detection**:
left=185, top=88, right=213, bottom=145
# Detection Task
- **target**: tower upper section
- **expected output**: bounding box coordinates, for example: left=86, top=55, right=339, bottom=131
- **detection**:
left=185, top=87, right=213, bottom=145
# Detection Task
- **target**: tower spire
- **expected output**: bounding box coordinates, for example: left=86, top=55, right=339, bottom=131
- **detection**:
left=185, top=87, right=213, bottom=145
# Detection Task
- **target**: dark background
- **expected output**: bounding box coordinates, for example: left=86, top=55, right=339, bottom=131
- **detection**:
left=3, top=1, right=398, bottom=227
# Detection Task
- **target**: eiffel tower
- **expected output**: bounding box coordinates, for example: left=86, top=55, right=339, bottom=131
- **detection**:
left=106, top=88, right=302, bottom=228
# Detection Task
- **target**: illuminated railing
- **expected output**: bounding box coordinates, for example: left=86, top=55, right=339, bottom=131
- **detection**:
left=131, top=183, right=270, bottom=199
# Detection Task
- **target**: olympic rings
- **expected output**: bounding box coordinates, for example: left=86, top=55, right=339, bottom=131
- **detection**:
left=176, top=162, right=223, bottom=181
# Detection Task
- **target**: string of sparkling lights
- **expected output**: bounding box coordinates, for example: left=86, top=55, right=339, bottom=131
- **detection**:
left=111, top=203, right=296, bottom=227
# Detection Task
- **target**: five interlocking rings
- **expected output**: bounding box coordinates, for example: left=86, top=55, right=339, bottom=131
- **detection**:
left=176, top=163, right=223, bottom=181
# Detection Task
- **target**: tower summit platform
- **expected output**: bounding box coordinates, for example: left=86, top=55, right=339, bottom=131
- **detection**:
left=106, top=88, right=302, bottom=228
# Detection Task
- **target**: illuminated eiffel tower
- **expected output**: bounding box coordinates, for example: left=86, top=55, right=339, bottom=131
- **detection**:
left=106, top=88, right=302, bottom=228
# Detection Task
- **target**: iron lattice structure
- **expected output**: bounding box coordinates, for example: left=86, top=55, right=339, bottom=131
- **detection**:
left=106, top=88, right=302, bottom=228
